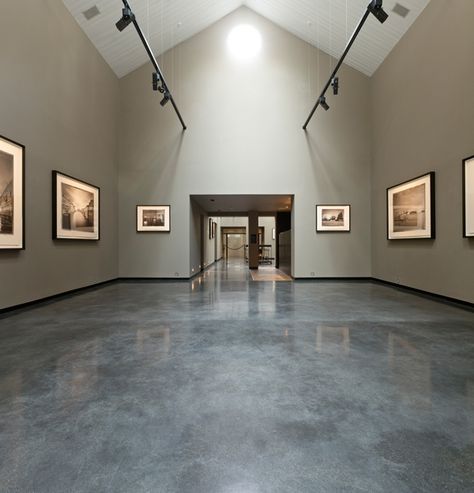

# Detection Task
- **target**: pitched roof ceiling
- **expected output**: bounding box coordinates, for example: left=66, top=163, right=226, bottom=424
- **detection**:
left=63, top=0, right=430, bottom=78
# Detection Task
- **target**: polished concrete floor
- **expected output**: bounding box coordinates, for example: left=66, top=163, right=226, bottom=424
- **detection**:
left=1, top=261, right=473, bottom=492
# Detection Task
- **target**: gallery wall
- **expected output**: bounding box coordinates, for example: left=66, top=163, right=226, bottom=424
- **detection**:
left=371, top=0, right=474, bottom=303
left=118, top=7, right=372, bottom=279
left=0, top=1, right=119, bottom=309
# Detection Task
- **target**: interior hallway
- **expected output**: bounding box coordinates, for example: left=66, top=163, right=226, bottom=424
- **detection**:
left=0, top=266, right=473, bottom=492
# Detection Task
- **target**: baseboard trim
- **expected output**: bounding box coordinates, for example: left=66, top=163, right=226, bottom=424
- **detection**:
left=372, top=278, right=474, bottom=311
left=118, top=277, right=189, bottom=282
left=0, top=278, right=118, bottom=317
left=294, top=277, right=372, bottom=282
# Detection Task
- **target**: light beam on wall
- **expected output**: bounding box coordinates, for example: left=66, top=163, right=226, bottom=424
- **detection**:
left=227, top=25, right=262, bottom=60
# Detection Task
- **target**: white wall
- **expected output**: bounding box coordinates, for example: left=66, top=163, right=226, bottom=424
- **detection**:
left=118, top=7, right=372, bottom=279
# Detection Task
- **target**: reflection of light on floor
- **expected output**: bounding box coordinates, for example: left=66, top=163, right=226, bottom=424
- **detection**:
left=0, top=370, right=23, bottom=483
left=316, top=326, right=350, bottom=355
left=388, top=333, right=432, bottom=410
left=55, top=340, right=99, bottom=410
left=221, top=482, right=261, bottom=493
left=467, top=381, right=474, bottom=441
left=136, top=327, right=171, bottom=359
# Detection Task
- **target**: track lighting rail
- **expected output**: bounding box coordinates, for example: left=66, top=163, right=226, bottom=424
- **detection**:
left=303, top=0, right=388, bottom=130
left=117, top=0, right=187, bottom=130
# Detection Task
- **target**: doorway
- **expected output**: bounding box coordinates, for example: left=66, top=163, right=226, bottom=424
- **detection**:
left=190, top=195, right=294, bottom=277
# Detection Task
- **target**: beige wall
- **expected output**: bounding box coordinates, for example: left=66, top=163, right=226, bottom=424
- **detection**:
left=118, top=7, right=372, bottom=279
left=371, top=0, right=474, bottom=303
left=0, top=1, right=119, bottom=309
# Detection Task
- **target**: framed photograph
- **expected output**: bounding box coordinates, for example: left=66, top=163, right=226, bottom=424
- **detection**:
left=463, top=155, right=474, bottom=237
left=137, top=205, right=170, bottom=232
left=212, top=221, right=217, bottom=239
left=316, top=205, right=350, bottom=232
left=208, top=217, right=213, bottom=239
left=0, top=135, right=24, bottom=250
left=53, top=171, right=100, bottom=240
left=387, top=172, right=435, bottom=240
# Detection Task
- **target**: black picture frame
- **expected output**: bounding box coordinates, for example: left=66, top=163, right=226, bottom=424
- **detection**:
left=386, top=171, right=435, bottom=240
left=136, top=205, right=171, bottom=233
left=316, top=204, right=351, bottom=232
left=0, top=135, right=26, bottom=250
left=52, top=171, right=100, bottom=241
left=463, top=155, right=474, bottom=238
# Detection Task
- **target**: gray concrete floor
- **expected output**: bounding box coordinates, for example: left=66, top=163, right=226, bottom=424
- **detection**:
left=0, top=260, right=473, bottom=492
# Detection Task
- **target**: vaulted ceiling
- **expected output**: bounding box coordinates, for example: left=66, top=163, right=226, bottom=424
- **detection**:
left=63, top=0, right=430, bottom=78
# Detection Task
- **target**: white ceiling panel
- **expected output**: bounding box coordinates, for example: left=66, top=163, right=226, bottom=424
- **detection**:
left=62, top=0, right=430, bottom=78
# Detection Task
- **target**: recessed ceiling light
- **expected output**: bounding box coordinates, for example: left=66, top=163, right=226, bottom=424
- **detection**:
left=227, top=25, right=262, bottom=60
left=83, top=5, right=100, bottom=21
left=392, top=3, right=410, bottom=18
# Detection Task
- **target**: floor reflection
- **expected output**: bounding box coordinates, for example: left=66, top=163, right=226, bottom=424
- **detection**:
left=316, top=326, right=350, bottom=355
left=55, top=339, right=99, bottom=410
left=136, top=326, right=171, bottom=360
left=388, top=333, right=432, bottom=410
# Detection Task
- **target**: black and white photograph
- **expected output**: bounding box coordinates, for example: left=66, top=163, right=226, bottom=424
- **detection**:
left=316, top=204, right=350, bottom=232
left=387, top=172, right=435, bottom=239
left=209, top=217, right=213, bottom=239
left=463, top=155, right=474, bottom=237
left=0, top=135, right=24, bottom=249
left=53, top=171, right=100, bottom=240
left=137, top=205, right=170, bottom=232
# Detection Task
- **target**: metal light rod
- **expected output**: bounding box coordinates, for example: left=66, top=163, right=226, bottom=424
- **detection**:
left=303, top=1, right=384, bottom=130
left=121, top=0, right=186, bottom=130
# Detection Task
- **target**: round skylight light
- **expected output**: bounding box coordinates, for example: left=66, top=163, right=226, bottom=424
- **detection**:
left=227, top=24, right=262, bottom=60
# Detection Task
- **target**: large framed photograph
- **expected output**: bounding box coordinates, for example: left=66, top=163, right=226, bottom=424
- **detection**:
left=463, top=156, right=474, bottom=237
left=316, top=205, right=350, bottom=232
left=53, top=171, right=100, bottom=240
left=387, top=172, right=435, bottom=240
left=0, top=135, right=25, bottom=250
left=137, top=205, right=170, bottom=232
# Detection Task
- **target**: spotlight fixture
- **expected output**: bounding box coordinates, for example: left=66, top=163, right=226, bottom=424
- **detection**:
left=115, top=7, right=135, bottom=31
left=319, top=96, right=329, bottom=111
left=368, top=0, right=389, bottom=24
left=160, top=92, right=171, bottom=107
left=152, top=72, right=160, bottom=91
left=331, top=77, right=339, bottom=95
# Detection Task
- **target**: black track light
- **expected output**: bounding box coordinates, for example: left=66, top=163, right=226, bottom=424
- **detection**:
left=319, top=96, right=329, bottom=111
left=152, top=72, right=160, bottom=91
left=116, top=7, right=135, bottom=32
left=368, top=0, right=389, bottom=24
left=331, top=77, right=339, bottom=95
left=160, top=92, right=171, bottom=107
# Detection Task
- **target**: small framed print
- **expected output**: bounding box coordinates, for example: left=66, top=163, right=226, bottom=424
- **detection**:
left=0, top=135, right=25, bottom=250
left=316, top=205, right=350, bottom=232
left=53, top=171, right=100, bottom=240
left=387, top=172, right=435, bottom=240
left=463, top=155, right=474, bottom=237
left=212, top=221, right=217, bottom=239
left=209, top=217, right=213, bottom=239
left=137, top=205, right=170, bottom=232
